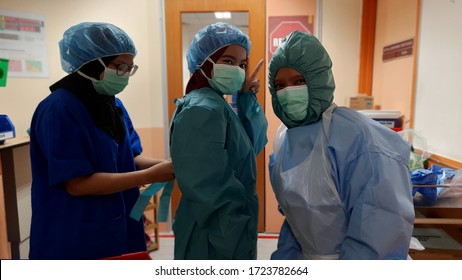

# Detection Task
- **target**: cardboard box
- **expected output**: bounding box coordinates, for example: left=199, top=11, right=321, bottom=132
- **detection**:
left=410, top=192, right=462, bottom=259
left=409, top=226, right=462, bottom=260
left=358, top=110, right=401, bottom=128
left=349, top=95, right=374, bottom=110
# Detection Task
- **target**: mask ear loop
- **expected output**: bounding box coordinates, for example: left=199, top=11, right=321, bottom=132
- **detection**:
left=196, top=45, right=231, bottom=80
left=77, top=70, right=98, bottom=82
left=198, top=58, right=215, bottom=80
left=77, top=58, right=108, bottom=82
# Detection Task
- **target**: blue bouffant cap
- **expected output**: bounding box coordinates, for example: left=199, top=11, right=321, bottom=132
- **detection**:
left=59, top=22, right=137, bottom=73
left=186, top=22, right=250, bottom=73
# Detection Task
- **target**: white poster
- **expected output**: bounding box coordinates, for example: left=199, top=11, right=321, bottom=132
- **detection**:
left=0, top=9, right=49, bottom=78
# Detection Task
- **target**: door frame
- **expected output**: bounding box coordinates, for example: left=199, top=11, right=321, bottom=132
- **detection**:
left=164, top=0, right=267, bottom=231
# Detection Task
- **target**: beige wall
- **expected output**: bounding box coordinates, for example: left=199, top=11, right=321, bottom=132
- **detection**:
left=0, top=0, right=166, bottom=137
left=321, top=0, right=362, bottom=105
left=372, top=0, right=418, bottom=125
left=265, top=0, right=317, bottom=233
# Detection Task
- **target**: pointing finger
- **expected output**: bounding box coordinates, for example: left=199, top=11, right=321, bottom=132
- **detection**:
left=249, top=59, right=264, bottom=81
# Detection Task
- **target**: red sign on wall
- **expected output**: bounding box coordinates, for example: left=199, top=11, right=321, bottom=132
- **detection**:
left=268, top=16, right=314, bottom=59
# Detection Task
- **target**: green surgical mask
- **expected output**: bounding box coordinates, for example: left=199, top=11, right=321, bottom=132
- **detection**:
left=78, top=58, right=129, bottom=96
left=277, top=85, right=309, bottom=121
left=200, top=58, right=245, bottom=95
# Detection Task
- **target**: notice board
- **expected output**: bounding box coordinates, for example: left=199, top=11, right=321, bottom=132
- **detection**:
left=414, top=0, right=462, bottom=163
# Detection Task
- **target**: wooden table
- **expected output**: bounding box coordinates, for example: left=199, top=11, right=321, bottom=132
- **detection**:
left=0, top=136, right=30, bottom=259
left=411, top=189, right=462, bottom=259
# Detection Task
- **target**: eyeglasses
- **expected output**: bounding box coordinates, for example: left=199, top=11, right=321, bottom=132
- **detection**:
left=97, top=58, right=138, bottom=76
left=114, top=63, right=138, bottom=76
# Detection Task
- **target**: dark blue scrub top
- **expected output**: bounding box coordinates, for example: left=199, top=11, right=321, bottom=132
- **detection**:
left=29, top=88, right=146, bottom=259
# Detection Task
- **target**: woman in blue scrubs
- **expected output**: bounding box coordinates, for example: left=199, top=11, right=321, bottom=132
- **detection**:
left=170, top=22, right=267, bottom=259
left=268, top=31, right=415, bottom=259
left=29, top=22, right=174, bottom=259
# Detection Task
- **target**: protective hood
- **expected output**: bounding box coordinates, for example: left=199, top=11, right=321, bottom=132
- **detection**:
left=268, top=31, right=335, bottom=128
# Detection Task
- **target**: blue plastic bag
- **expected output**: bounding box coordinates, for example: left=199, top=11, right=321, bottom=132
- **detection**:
left=411, top=165, right=456, bottom=202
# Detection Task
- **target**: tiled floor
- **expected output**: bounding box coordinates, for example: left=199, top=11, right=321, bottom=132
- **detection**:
left=149, top=232, right=279, bottom=260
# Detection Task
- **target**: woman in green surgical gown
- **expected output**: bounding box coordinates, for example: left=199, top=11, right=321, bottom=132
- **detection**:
left=170, top=22, right=268, bottom=259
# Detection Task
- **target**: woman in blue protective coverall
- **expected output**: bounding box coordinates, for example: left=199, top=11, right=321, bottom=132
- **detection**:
left=170, top=22, right=268, bottom=259
left=268, top=31, right=415, bottom=260
left=29, top=22, right=174, bottom=260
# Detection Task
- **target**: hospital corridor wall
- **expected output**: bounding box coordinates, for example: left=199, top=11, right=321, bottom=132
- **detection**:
left=413, top=0, right=462, bottom=166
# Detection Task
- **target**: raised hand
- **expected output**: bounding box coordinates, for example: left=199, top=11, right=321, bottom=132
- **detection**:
left=242, top=59, right=264, bottom=93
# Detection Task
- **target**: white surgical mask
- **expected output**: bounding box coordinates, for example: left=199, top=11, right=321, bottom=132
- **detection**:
left=200, top=58, right=245, bottom=95
left=78, top=58, right=129, bottom=96
left=277, top=85, right=309, bottom=121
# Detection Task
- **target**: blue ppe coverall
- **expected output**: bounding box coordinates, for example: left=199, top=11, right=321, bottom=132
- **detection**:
left=268, top=31, right=414, bottom=259
left=29, top=89, right=146, bottom=259
left=270, top=109, right=415, bottom=259
left=170, top=87, right=267, bottom=259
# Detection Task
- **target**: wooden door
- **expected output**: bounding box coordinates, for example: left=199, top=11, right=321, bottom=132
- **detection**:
left=165, top=0, right=266, bottom=231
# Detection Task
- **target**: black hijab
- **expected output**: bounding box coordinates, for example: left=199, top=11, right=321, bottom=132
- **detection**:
left=49, top=56, right=127, bottom=143
left=185, top=47, right=228, bottom=94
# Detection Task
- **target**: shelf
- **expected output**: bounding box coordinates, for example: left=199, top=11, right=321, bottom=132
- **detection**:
left=140, top=186, right=159, bottom=252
